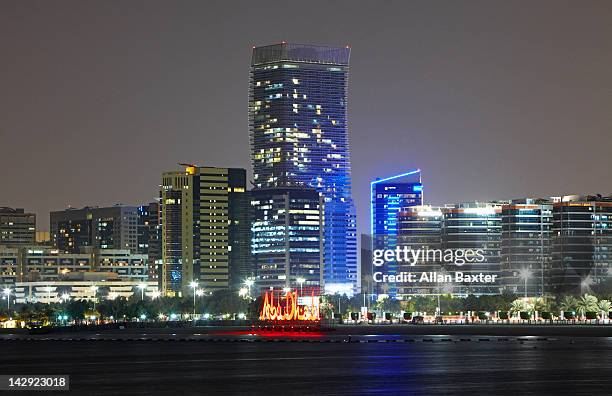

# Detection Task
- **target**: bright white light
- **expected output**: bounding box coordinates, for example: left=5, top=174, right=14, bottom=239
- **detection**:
left=238, top=313, right=245, bottom=319
left=196, top=289, right=205, bottom=297
left=283, top=287, right=291, bottom=293
left=140, top=314, right=146, bottom=320
left=297, top=277, right=306, bottom=284
left=463, top=207, right=497, bottom=216
left=61, top=293, right=70, bottom=301
left=238, top=288, right=248, bottom=297
left=324, top=283, right=353, bottom=296
left=189, top=281, right=198, bottom=289
left=2, top=288, right=10, bottom=296
left=518, top=268, right=532, bottom=280
left=138, top=283, right=147, bottom=290
left=151, top=290, right=161, bottom=299
left=415, top=206, right=443, bottom=217
left=244, top=279, right=254, bottom=287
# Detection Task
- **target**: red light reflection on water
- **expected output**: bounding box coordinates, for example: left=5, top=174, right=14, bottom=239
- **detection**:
left=210, top=330, right=325, bottom=338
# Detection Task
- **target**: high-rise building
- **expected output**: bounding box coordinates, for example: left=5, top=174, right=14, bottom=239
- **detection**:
left=146, top=200, right=162, bottom=283
left=371, top=170, right=423, bottom=238
left=137, top=204, right=151, bottom=255
left=0, top=207, right=36, bottom=245
left=50, top=206, right=139, bottom=253
left=250, top=43, right=357, bottom=292
left=442, top=202, right=504, bottom=296
left=159, top=165, right=249, bottom=295
left=371, top=170, right=423, bottom=296
left=251, top=188, right=323, bottom=291
left=396, top=205, right=444, bottom=296
left=549, top=195, right=612, bottom=295
left=501, top=199, right=552, bottom=297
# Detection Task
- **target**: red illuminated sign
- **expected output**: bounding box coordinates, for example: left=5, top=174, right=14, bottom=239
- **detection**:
left=259, top=290, right=320, bottom=321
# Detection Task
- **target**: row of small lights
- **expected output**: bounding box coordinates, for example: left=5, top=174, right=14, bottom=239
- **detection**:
left=2, top=276, right=309, bottom=307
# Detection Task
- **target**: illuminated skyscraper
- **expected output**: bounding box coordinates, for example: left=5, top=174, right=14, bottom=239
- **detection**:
left=250, top=43, right=357, bottom=292
left=371, top=170, right=423, bottom=240
left=159, top=165, right=249, bottom=295
left=371, top=170, right=423, bottom=296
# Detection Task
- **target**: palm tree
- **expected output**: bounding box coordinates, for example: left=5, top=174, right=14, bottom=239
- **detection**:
left=576, top=294, right=598, bottom=318
left=597, top=300, right=611, bottom=320
left=558, top=295, right=578, bottom=313
left=509, top=299, right=526, bottom=315
left=531, top=297, right=548, bottom=313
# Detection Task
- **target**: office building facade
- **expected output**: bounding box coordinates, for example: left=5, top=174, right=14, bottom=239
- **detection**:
left=441, top=202, right=504, bottom=296
left=0, top=207, right=36, bottom=245
left=251, top=188, right=323, bottom=291
left=160, top=165, right=249, bottom=295
left=501, top=199, right=552, bottom=297
left=250, top=43, right=357, bottom=292
left=50, top=206, right=139, bottom=253
left=371, top=170, right=423, bottom=296
left=396, top=205, right=444, bottom=296
left=0, top=245, right=148, bottom=287
left=549, top=196, right=612, bottom=295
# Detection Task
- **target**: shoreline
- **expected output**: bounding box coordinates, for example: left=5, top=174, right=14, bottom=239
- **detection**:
left=1, top=323, right=611, bottom=338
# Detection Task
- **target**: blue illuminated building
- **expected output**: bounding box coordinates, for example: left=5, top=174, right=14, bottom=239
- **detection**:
left=371, top=170, right=423, bottom=237
left=250, top=43, right=357, bottom=293
left=371, top=170, right=423, bottom=296
left=250, top=188, right=323, bottom=291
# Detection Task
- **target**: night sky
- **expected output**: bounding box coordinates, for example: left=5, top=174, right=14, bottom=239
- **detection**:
left=1, top=1, right=611, bottom=233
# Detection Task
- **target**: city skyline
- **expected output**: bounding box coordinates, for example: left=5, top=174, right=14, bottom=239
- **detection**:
left=1, top=3, right=611, bottom=394
left=2, top=1, right=611, bottom=237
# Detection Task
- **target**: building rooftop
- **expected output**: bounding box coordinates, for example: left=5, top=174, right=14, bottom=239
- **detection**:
left=251, top=42, right=350, bottom=66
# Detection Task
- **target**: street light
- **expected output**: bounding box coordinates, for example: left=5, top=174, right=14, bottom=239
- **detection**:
left=138, top=283, right=147, bottom=300
left=189, top=281, right=198, bottom=319
left=45, top=286, right=53, bottom=304
left=297, top=277, right=305, bottom=295
left=518, top=268, right=532, bottom=299
left=61, top=293, right=70, bottom=303
left=90, top=285, right=99, bottom=311
left=580, top=276, right=594, bottom=295
left=238, top=288, right=248, bottom=298
left=244, top=279, right=254, bottom=298
left=151, top=290, right=161, bottom=299
left=2, top=288, right=11, bottom=311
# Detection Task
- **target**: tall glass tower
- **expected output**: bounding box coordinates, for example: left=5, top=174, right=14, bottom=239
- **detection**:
left=250, top=43, right=357, bottom=293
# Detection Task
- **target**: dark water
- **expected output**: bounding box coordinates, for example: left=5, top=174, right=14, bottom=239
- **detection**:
left=1, top=337, right=611, bottom=395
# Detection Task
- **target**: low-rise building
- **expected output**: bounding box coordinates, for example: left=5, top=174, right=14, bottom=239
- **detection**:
left=0, top=246, right=148, bottom=288
left=13, top=276, right=158, bottom=304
